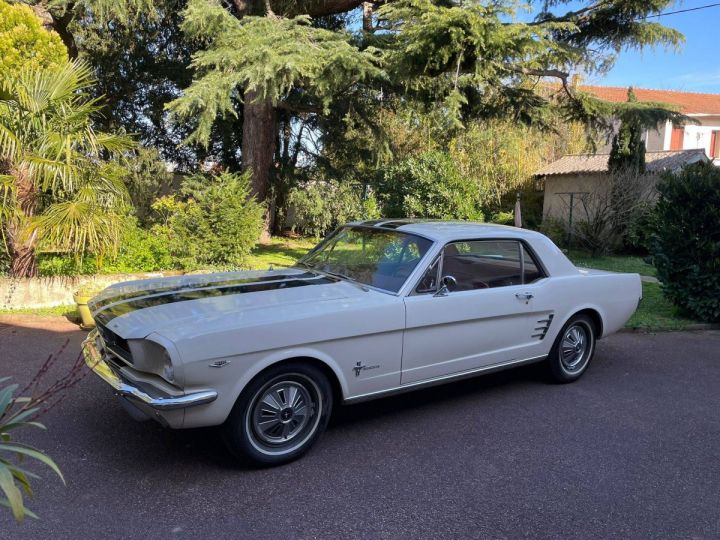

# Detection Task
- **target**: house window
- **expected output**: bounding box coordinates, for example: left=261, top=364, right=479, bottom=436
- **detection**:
left=670, top=127, right=685, bottom=150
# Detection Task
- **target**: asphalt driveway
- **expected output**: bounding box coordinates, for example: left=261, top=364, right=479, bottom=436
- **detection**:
left=1, top=317, right=719, bottom=539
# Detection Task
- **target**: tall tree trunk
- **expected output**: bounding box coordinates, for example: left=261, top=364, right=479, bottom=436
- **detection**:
left=9, top=245, right=38, bottom=278
left=242, top=90, right=277, bottom=241
left=7, top=165, right=39, bottom=278
left=362, top=2, right=374, bottom=33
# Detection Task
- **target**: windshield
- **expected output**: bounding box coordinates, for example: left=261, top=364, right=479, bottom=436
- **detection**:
left=298, top=226, right=433, bottom=293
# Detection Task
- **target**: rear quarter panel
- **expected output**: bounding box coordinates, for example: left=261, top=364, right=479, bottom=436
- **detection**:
left=540, top=271, right=642, bottom=343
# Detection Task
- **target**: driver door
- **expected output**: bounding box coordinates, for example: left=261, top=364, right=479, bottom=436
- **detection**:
left=401, top=239, right=551, bottom=384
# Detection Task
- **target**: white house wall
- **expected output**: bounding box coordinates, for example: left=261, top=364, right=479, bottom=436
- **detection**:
left=647, top=116, right=720, bottom=162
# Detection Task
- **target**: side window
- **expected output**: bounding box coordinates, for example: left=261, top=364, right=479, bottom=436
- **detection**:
left=442, top=240, right=523, bottom=291
left=522, top=245, right=544, bottom=284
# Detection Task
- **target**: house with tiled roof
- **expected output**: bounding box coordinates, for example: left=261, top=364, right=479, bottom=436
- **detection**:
left=579, top=85, right=720, bottom=163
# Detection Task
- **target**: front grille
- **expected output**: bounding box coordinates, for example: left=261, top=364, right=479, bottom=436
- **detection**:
left=96, top=323, right=133, bottom=364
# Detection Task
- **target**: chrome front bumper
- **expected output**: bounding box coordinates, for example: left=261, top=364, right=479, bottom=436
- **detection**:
left=82, top=330, right=218, bottom=411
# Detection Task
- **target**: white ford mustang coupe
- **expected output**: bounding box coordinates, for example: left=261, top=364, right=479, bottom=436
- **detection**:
left=83, top=220, right=641, bottom=465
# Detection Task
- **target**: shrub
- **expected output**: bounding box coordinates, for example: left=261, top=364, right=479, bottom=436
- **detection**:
left=490, top=211, right=514, bottom=225
left=286, top=178, right=364, bottom=238
left=101, top=218, right=173, bottom=273
left=567, top=167, right=655, bottom=256
left=539, top=217, right=569, bottom=247
left=122, top=147, right=174, bottom=225
left=0, top=0, right=67, bottom=80
left=37, top=218, right=173, bottom=275
left=624, top=203, right=658, bottom=255
left=157, top=171, right=265, bottom=269
left=38, top=254, right=96, bottom=276
left=379, top=151, right=483, bottom=220
left=653, top=163, right=720, bottom=322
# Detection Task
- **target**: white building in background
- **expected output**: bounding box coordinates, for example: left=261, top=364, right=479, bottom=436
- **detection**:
left=580, top=85, right=720, bottom=165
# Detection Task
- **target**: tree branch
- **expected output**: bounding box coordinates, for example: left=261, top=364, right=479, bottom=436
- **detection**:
left=286, top=0, right=366, bottom=18
left=510, top=66, right=575, bottom=100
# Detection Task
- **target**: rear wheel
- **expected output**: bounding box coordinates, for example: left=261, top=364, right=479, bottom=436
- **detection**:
left=222, top=362, right=333, bottom=466
left=546, top=314, right=596, bottom=383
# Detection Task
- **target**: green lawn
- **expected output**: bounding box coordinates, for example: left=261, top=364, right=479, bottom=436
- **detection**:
left=244, top=237, right=317, bottom=270
left=567, top=250, right=656, bottom=277
left=0, top=304, right=79, bottom=319
left=626, top=282, right=697, bottom=332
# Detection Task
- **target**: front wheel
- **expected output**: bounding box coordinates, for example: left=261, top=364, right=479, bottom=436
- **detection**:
left=222, top=363, right=333, bottom=466
left=546, top=314, right=596, bottom=383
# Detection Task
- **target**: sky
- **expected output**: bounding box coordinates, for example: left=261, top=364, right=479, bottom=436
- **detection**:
left=586, top=1, right=720, bottom=92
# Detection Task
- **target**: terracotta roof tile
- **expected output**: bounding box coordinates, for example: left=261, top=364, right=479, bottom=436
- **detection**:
left=578, top=85, right=720, bottom=115
left=536, top=150, right=708, bottom=176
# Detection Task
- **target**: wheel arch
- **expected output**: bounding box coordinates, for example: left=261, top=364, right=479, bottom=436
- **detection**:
left=255, top=355, right=345, bottom=407
left=569, top=307, right=604, bottom=338
left=225, top=348, right=349, bottom=422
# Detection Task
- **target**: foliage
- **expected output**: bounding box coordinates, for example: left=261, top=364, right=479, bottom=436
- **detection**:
left=608, top=88, right=646, bottom=174
left=490, top=211, right=514, bottom=225
left=449, top=120, right=540, bottom=204
left=0, top=342, right=87, bottom=522
left=380, top=151, right=483, bottom=221
left=167, top=1, right=383, bottom=147
left=69, top=0, right=208, bottom=168
left=0, top=0, right=67, bottom=81
left=99, top=218, right=173, bottom=272
left=653, top=163, right=720, bottom=322
left=624, top=203, right=658, bottom=255
left=0, top=379, right=63, bottom=521
left=286, top=178, right=365, bottom=238
left=154, top=171, right=265, bottom=269
left=377, top=0, right=684, bottom=131
left=539, top=217, right=570, bottom=248
left=0, top=61, right=134, bottom=277
left=121, top=147, right=175, bottom=224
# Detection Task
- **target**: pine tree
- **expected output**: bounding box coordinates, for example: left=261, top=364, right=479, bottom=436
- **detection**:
left=609, top=88, right=646, bottom=174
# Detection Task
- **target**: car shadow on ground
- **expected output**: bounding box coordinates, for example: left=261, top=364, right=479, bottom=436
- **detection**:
left=168, top=362, right=551, bottom=470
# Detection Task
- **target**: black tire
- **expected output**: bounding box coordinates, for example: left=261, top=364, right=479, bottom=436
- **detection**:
left=546, top=314, right=596, bottom=383
left=222, top=362, right=333, bottom=466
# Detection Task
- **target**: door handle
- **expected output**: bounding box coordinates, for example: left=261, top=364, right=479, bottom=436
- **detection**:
left=515, top=292, right=534, bottom=302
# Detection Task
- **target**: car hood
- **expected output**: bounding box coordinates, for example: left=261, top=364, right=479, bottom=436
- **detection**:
left=89, top=268, right=374, bottom=339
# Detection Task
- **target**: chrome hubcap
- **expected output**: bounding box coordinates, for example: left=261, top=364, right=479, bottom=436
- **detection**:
left=251, top=380, right=315, bottom=445
left=561, top=324, right=589, bottom=371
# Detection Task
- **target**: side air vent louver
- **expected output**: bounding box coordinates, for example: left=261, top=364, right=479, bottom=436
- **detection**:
left=532, top=314, right=554, bottom=340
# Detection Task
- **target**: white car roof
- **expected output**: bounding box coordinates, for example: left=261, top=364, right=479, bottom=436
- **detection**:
left=349, top=219, right=546, bottom=242
left=347, top=219, right=579, bottom=277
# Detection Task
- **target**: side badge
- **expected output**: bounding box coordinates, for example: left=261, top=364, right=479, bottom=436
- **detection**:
left=353, top=361, right=380, bottom=377
left=209, top=359, right=231, bottom=368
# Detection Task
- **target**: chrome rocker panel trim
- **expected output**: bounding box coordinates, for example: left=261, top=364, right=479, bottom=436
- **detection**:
left=82, top=330, right=218, bottom=411
left=344, top=355, right=547, bottom=404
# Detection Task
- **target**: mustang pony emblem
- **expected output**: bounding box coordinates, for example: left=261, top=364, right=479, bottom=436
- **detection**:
left=353, top=361, right=380, bottom=377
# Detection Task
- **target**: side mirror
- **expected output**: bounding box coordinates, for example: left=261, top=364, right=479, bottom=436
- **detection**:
left=434, top=275, right=457, bottom=297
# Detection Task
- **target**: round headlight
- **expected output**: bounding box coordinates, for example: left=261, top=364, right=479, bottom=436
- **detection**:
left=127, top=339, right=175, bottom=383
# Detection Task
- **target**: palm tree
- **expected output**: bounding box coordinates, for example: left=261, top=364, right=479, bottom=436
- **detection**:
left=0, top=61, right=133, bottom=277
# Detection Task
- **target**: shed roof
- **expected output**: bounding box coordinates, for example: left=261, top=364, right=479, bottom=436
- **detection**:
left=535, top=149, right=708, bottom=177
